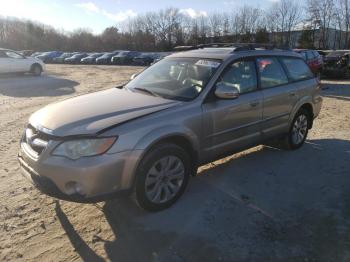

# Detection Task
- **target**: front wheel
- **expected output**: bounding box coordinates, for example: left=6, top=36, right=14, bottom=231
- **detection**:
left=135, top=143, right=191, bottom=211
left=31, top=64, right=42, bottom=76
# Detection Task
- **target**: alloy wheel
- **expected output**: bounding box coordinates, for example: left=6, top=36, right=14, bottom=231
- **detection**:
left=292, top=114, right=308, bottom=145
left=145, top=156, right=185, bottom=204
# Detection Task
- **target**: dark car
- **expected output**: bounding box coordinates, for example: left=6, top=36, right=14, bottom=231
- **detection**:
left=36, top=51, right=63, bottom=63
left=294, top=49, right=323, bottom=76
left=151, top=52, right=172, bottom=65
left=111, top=51, right=140, bottom=65
left=95, top=52, right=118, bottom=65
left=132, top=53, right=158, bottom=66
left=81, top=53, right=103, bottom=64
left=64, top=53, right=88, bottom=64
left=53, top=52, right=75, bottom=64
left=322, top=50, right=350, bottom=78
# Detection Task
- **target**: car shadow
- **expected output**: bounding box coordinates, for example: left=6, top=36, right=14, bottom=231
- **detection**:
left=0, top=74, right=78, bottom=97
left=56, top=138, right=350, bottom=261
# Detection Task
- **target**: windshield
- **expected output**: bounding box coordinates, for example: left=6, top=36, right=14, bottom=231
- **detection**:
left=125, top=57, right=221, bottom=101
left=116, top=52, right=129, bottom=57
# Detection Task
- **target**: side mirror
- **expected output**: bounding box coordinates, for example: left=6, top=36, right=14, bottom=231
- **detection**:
left=130, top=73, right=138, bottom=80
left=214, top=83, right=240, bottom=99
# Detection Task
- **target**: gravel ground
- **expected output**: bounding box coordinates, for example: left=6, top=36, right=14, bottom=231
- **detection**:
left=0, top=65, right=349, bottom=262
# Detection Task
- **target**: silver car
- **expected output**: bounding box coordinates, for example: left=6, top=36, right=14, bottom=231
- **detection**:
left=18, top=46, right=322, bottom=211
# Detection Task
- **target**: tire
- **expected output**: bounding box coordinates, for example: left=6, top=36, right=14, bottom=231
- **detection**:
left=31, top=64, right=42, bottom=76
left=135, top=143, right=191, bottom=211
left=282, top=108, right=310, bottom=150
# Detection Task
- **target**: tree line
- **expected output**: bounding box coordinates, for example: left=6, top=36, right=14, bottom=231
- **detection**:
left=0, top=0, right=348, bottom=52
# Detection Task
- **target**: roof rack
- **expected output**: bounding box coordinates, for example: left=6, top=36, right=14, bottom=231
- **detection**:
left=173, top=43, right=291, bottom=52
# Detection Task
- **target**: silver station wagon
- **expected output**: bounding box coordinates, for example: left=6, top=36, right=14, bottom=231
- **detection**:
left=18, top=44, right=323, bottom=211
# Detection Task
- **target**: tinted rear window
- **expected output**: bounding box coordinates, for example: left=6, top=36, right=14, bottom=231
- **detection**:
left=307, top=51, right=315, bottom=59
left=281, top=58, right=314, bottom=81
left=257, top=57, right=289, bottom=88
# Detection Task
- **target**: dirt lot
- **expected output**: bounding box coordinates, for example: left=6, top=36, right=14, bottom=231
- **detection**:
left=0, top=65, right=349, bottom=262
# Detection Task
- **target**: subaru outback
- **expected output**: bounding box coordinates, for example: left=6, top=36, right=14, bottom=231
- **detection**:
left=18, top=44, right=322, bottom=211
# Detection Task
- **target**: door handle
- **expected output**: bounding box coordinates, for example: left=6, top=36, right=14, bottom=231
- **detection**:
left=289, top=92, right=296, bottom=97
left=250, top=101, right=260, bottom=107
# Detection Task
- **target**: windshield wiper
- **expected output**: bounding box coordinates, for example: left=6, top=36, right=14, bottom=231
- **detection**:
left=133, top=87, right=160, bottom=97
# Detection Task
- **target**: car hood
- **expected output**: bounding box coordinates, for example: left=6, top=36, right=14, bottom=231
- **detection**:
left=29, top=88, right=180, bottom=137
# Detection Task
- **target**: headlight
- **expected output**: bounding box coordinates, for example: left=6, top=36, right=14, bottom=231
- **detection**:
left=52, top=137, right=117, bottom=160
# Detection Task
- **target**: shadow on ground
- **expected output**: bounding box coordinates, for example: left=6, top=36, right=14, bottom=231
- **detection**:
left=0, top=74, right=78, bottom=97
left=56, top=138, right=350, bottom=262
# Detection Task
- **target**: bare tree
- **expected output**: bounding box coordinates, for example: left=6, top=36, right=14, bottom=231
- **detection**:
left=307, top=0, right=335, bottom=49
left=268, top=0, right=302, bottom=46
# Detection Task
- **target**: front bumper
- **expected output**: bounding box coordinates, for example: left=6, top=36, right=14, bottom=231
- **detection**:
left=18, top=142, right=142, bottom=202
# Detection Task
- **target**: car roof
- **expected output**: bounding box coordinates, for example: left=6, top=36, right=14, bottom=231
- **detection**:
left=168, top=47, right=302, bottom=60
left=0, top=48, right=14, bottom=52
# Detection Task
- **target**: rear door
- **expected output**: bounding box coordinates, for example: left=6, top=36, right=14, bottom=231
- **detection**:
left=257, top=56, right=299, bottom=138
left=4, top=50, right=30, bottom=72
left=202, top=58, right=263, bottom=159
left=0, top=50, right=11, bottom=73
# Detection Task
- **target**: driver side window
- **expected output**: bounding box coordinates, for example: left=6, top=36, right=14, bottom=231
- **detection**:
left=5, top=51, right=23, bottom=59
left=218, top=60, right=258, bottom=94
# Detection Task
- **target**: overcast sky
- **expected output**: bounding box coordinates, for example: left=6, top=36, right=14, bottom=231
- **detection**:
left=0, top=0, right=279, bottom=34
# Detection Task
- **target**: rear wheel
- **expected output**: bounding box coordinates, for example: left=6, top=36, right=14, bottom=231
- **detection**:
left=265, top=108, right=310, bottom=150
left=284, top=108, right=310, bottom=150
left=31, top=64, right=42, bottom=76
left=135, top=143, right=190, bottom=211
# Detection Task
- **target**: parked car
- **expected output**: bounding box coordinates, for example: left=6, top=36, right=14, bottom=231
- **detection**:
left=322, top=50, right=350, bottom=78
left=294, top=49, right=323, bottom=76
left=111, top=51, right=140, bottom=65
left=18, top=45, right=322, bottom=211
left=64, top=53, right=88, bottom=64
left=30, top=52, right=42, bottom=57
left=132, top=53, right=158, bottom=66
left=53, top=53, right=75, bottom=63
left=0, top=48, right=45, bottom=75
left=19, top=50, right=34, bottom=57
left=36, top=51, right=63, bottom=63
left=151, top=52, right=171, bottom=65
left=96, top=52, right=119, bottom=65
left=81, top=53, right=103, bottom=64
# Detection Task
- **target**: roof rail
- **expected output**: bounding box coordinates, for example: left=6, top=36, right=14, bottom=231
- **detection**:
left=173, top=43, right=291, bottom=52
left=173, top=43, right=235, bottom=51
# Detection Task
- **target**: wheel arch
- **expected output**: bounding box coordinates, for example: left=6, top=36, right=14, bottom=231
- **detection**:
left=135, top=130, right=200, bottom=177
left=290, top=98, right=315, bottom=129
left=30, top=63, right=43, bottom=72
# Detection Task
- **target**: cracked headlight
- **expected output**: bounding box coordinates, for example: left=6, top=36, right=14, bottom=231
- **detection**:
left=52, top=137, right=117, bottom=160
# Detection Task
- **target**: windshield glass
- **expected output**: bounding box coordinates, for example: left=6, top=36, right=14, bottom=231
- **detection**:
left=125, top=57, right=221, bottom=101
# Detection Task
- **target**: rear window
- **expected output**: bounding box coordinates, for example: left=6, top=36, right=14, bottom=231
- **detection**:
left=313, top=51, right=320, bottom=58
left=300, top=52, right=307, bottom=60
left=281, top=57, right=314, bottom=81
left=257, top=57, right=289, bottom=88
left=307, top=51, right=315, bottom=59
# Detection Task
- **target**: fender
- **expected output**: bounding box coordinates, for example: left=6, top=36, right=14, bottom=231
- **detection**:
left=288, top=95, right=314, bottom=126
left=133, top=124, right=200, bottom=154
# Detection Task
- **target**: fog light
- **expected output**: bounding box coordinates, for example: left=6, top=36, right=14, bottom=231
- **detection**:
left=65, top=181, right=84, bottom=195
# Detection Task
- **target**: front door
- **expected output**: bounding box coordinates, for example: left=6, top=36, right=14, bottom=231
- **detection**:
left=4, top=50, right=29, bottom=72
left=0, top=50, right=12, bottom=73
left=202, top=59, right=263, bottom=160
